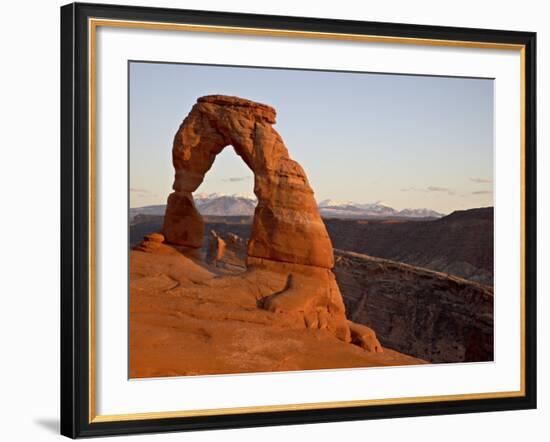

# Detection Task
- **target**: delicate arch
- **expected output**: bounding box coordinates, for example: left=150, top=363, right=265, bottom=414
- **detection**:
left=163, top=95, right=334, bottom=269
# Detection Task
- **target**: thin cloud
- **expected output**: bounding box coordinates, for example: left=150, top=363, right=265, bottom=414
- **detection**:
left=222, top=176, right=252, bottom=183
left=427, top=186, right=455, bottom=196
left=470, top=177, right=493, bottom=184
left=472, top=190, right=493, bottom=195
left=401, top=185, right=455, bottom=196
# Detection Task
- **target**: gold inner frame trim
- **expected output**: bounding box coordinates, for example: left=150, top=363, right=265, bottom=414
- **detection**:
left=90, top=18, right=525, bottom=50
left=88, top=17, right=527, bottom=423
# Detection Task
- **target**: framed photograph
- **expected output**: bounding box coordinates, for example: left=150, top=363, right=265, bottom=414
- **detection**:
left=60, top=2, right=537, bottom=438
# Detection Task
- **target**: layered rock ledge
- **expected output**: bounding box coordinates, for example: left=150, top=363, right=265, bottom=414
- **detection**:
left=130, top=236, right=422, bottom=377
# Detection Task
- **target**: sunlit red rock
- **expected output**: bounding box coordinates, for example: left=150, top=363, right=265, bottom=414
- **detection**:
left=163, top=95, right=334, bottom=269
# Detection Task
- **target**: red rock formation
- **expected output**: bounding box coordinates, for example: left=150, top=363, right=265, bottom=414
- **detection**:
left=348, top=321, right=383, bottom=353
left=206, top=230, right=227, bottom=263
left=206, top=230, right=247, bottom=272
left=133, top=232, right=165, bottom=253
left=130, top=242, right=420, bottom=378
left=161, top=95, right=356, bottom=344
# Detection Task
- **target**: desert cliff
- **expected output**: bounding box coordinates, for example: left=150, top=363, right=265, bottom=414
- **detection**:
left=334, top=250, right=493, bottom=363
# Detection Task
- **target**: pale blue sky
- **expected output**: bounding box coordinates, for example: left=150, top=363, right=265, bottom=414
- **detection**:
left=129, top=61, right=494, bottom=213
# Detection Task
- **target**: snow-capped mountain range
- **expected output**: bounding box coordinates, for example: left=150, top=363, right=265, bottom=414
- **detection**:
left=130, top=193, right=443, bottom=220
left=317, top=199, right=443, bottom=219
left=194, top=193, right=257, bottom=216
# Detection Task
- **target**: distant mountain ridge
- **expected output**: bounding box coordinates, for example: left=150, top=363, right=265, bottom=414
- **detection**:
left=194, top=193, right=256, bottom=216
left=130, top=193, right=443, bottom=220
left=325, top=207, right=494, bottom=285
left=318, top=199, right=442, bottom=219
left=129, top=206, right=494, bottom=285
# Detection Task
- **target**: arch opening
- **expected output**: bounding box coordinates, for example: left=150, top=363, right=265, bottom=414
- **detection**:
left=193, top=145, right=257, bottom=266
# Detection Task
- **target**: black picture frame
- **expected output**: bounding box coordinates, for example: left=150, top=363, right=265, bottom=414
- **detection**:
left=60, top=2, right=537, bottom=438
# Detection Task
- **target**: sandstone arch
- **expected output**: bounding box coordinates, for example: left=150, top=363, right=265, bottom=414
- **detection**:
left=160, top=95, right=373, bottom=344
left=162, top=95, right=334, bottom=269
